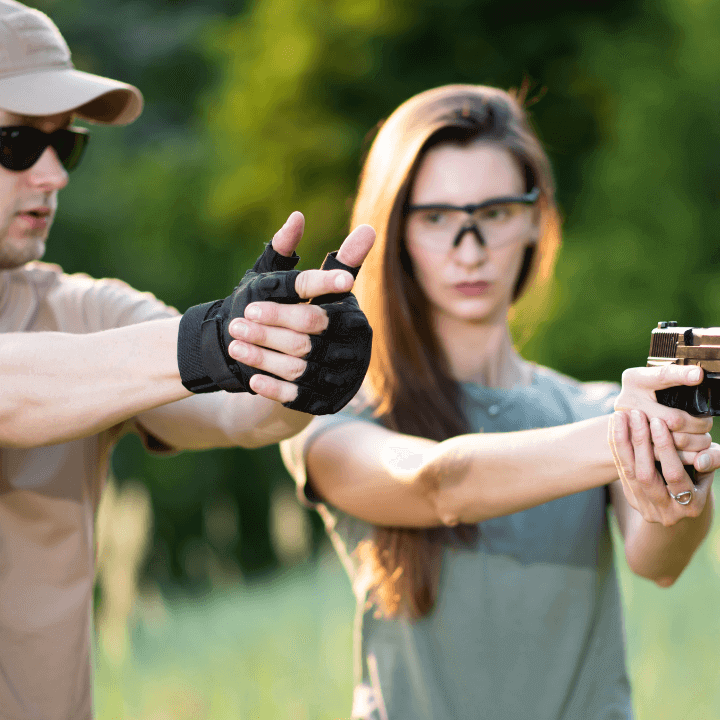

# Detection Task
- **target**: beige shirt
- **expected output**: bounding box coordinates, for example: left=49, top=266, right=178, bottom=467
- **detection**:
left=0, top=262, right=177, bottom=720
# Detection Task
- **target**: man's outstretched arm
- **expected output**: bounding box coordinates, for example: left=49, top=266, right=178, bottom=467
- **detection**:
left=0, top=214, right=375, bottom=449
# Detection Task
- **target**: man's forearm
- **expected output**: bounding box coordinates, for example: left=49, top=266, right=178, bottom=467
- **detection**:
left=0, top=318, right=312, bottom=449
left=0, top=318, right=188, bottom=447
left=419, top=415, right=618, bottom=525
left=135, top=390, right=312, bottom=450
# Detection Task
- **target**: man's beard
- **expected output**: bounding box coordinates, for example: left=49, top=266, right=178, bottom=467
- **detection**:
left=0, top=230, right=47, bottom=270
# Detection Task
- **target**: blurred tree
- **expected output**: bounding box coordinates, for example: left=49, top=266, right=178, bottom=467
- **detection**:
left=20, top=0, right=720, bottom=587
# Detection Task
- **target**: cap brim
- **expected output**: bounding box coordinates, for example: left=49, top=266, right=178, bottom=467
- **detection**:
left=0, top=67, right=143, bottom=125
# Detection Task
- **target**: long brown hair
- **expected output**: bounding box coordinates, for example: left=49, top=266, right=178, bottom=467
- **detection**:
left=351, top=85, right=562, bottom=619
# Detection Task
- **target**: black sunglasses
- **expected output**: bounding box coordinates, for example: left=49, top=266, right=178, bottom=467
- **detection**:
left=0, top=126, right=90, bottom=173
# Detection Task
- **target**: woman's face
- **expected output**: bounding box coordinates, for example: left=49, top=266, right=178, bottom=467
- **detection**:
left=404, top=142, right=538, bottom=327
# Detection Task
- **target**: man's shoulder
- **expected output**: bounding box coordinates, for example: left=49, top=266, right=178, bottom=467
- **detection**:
left=11, top=260, right=64, bottom=290
left=18, top=262, right=178, bottom=331
left=13, top=261, right=133, bottom=296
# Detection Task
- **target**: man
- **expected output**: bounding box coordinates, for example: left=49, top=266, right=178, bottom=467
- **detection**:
left=0, top=1, right=373, bottom=718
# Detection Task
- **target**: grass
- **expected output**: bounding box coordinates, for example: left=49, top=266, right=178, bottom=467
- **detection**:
left=95, top=503, right=720, bottom=720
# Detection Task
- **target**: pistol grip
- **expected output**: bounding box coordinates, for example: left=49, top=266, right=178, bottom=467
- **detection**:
left=656, top=383, right=710, bottom=415
left=654, top=383, right=708, bottom=486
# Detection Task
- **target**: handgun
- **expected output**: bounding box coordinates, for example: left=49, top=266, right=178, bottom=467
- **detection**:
left=647, top=321, right=720, bottom=482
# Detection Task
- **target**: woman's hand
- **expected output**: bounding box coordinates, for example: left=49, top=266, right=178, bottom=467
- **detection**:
left=615, top=365, right=713, bottom=439
left=609, top=409, right=719, bottom=526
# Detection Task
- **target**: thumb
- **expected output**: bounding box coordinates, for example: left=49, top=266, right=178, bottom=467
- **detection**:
left=625, top=364, right=703, bottom=392
left=269, top=211, right=305, bottom=257
left=335, top=224, right=376, bottom=268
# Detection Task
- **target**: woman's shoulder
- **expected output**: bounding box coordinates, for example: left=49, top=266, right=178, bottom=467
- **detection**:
left=531, top=364, right=619, bottom=420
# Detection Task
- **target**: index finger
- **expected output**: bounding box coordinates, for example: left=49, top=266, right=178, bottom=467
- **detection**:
left=269, top=211, right=305, bottom=257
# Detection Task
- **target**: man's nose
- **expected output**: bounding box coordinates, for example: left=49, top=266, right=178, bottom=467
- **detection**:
left=26, top=146, right=69, bottom=191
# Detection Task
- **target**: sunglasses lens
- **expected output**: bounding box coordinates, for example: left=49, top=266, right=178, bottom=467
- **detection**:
left=0, top=127, right=89, bottom=172
left=53, top=130, right=88, bottom=172
left=0, top=128, right=45, bottom=171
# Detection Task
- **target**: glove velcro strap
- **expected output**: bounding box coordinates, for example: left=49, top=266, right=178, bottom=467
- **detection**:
left=178, top=301, right=221, bottom=393
left=200, top=315, right=249, bottom=393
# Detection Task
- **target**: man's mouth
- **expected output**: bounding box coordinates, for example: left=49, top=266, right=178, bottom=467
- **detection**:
left=17, top=208, right=51, bottom=229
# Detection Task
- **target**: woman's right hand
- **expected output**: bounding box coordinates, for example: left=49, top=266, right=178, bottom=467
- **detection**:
left=615, top=365, right=713, bottom=452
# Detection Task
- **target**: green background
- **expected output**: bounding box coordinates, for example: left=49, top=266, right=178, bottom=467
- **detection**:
left=25, top=0, right=720, bottom=717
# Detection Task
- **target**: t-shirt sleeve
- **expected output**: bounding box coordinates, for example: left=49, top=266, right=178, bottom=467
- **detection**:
left=46, top=271, right=181, bottom=453
left=46, top=271, right=179, bottom=332
left=280, top=397, right=372, bottom=508
left=280, top=395, right=379, bottom=579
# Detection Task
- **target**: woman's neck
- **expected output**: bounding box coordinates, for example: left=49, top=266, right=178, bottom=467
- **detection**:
left=431, top=311, right=531, bottom=389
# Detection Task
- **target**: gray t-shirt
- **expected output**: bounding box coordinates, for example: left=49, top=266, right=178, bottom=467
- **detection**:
left=281, top=366, right=632, bottom=720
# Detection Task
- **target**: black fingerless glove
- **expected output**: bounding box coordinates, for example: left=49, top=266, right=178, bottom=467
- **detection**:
left=177, top=242, right=372, bottom=415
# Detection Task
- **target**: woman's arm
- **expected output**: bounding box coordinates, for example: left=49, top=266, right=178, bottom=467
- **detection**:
left=307, top=414, right=620, bottom=527
left=305, top=365, right=720, bottom=527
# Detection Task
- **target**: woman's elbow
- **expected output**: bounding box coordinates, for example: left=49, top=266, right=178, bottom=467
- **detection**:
left=625, top=553, right=683, bottom=588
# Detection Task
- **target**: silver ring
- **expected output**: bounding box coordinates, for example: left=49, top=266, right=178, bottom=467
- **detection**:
left=669, top=489, right=694, bottom=505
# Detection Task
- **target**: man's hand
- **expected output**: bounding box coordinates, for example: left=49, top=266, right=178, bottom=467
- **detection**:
left=226, top=212, right=375, bottom=406
left=177, top=211, right=375, bottom=414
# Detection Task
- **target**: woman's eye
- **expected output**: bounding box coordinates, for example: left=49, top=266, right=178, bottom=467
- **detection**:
left=422, top=211, right=446, bottom=225
left=481, top=205, right=512, bottom=222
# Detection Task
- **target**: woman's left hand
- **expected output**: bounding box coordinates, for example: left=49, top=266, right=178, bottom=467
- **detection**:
left=609, top=409, right=719, bottom=526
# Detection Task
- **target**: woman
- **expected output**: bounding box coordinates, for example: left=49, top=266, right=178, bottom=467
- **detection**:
left=274, top=86, right=717, bottom=719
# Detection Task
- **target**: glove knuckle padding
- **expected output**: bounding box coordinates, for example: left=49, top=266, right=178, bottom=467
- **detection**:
left=177, top=245, right=372, bottom=416
left=282, top=252, right=372, bottom=415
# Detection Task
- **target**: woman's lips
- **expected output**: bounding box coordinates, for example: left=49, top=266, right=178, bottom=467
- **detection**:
left=454, top=281, right=490, bottom=296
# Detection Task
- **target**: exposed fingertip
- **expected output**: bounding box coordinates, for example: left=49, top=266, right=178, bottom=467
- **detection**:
left=650, top=417, right=663, bottom=433
left=249, top=374, right=266, bottom=392
left=697, top=453, right=712, bottom=472
left=688, top=366, right=702, bottom=383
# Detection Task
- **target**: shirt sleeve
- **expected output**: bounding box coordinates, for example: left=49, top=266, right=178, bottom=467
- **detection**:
left=45, top=270, right=181, bottom=453
left=280, top=396, right=380, bottom=582
left=280, top=408, right=367, bottom=507
left=45, top=270, right=179, bottom=332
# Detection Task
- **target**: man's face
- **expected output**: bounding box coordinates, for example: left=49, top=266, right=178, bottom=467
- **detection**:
left=0, top=109, right=72, bottom=270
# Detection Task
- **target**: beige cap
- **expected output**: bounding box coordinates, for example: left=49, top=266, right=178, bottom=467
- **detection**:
left=0, top=0, right=143, bottom=124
